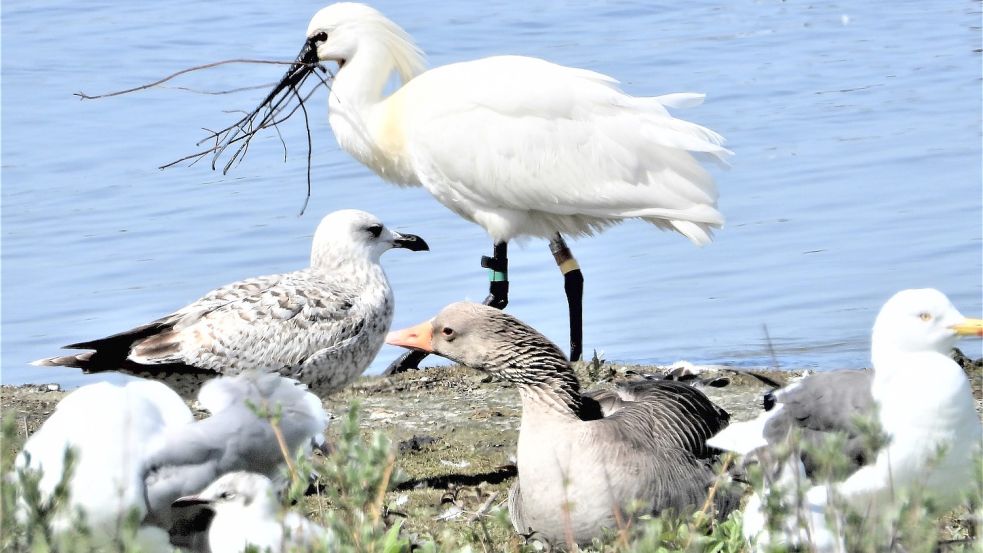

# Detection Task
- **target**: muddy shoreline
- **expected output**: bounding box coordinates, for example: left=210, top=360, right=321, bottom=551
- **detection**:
left=2, top=355, right=980, bottom=544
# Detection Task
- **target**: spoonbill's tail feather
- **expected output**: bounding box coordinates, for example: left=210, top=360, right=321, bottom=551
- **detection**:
left=651, top=92, right=707, bottom=109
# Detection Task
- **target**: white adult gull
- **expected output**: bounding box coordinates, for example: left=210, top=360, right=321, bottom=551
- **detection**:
left=232, top=2, right=730, bottom=371
left=33, top=209, right=428, bottom=397
left=11, top=372, right=329, bottom=551
left=707, top=288, right=983, bottom=551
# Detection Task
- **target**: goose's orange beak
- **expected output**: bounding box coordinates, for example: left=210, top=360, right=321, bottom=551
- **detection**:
left=386, top=320, right=434, bottom=352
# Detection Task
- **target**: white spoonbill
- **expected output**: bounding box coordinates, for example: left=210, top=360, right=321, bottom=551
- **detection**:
left=233, top=2, right=730, bottom=371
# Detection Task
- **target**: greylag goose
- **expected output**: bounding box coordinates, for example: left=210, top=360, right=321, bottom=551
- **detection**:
left=173, top=472, right=332, bottom=553
left=13, top=372, right=328, bottom=551
left=387, top=302, right=736, bottom=545
left=201, top=2, right=730, bottom=371
left=33, top=209, right=428, bottom=396
left=708, top=288, right=983, bottom=551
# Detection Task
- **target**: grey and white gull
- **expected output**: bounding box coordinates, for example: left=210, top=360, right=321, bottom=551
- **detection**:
left=11, top=372, right=329, bottom=551
left=33, top=209, right=429, bottom=397
left=173, top=472, right=333, bottom=553
left=708, top=288, right=983, bottom=552
left=387, top=302, right=737, bottom=546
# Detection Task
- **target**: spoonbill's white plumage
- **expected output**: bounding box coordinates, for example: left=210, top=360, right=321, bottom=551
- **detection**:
left=32, top=209, right=428, bottom=396
left=708, top=289, right=983, bottom=552
left=252, top=2, right=729, bottom=370
left=173, top=472, right=332, bottom=553
left=13, top=373, right=329, bottom=550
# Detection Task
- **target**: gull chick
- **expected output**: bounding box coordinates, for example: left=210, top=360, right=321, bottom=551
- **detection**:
left=34, top=209, right=428, bottom=396
left=173, top=472, right=332, bottom=553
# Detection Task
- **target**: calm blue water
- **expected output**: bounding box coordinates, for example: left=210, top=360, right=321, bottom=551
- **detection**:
left=3, top=1, right=981, bottom=388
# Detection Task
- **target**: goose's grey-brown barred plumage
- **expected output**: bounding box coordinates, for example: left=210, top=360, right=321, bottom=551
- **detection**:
left=33, top=210, right=428, bottom=397
left=387, top=302, right=737, bottom=545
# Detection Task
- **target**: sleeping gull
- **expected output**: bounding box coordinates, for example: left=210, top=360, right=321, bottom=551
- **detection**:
left=387, top=302, right=738, bottom=545
left=173, top=472, right=332, bottom=553
left=215, top=2, right=730, bottom=371
left=33, top=209, right=429, bottom=396
left=708, top=288, right=983, bottom=551
left=12, top=372, right=329, bottom=550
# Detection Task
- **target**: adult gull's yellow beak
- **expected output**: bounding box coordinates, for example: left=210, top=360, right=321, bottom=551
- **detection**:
left=950, top=318, right=983, bottom=337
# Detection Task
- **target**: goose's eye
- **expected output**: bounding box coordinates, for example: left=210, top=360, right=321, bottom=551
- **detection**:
left=311, top=31, right=328, bottom=43
left=441, top=327, right=455, bottom=338
left=366, top=224, right=383, bottom=238
left=918, top=312, right=932, bottom=322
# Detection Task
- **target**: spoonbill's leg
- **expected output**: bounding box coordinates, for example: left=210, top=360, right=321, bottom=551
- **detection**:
left=383, top=242, right=511, bottom=375
left=481, top=242, right=509, bottom=309
left=549, top=235, right=584, bottom=362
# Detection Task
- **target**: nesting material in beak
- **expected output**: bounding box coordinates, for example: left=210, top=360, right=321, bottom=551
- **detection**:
left=392, top=232, right=429, bottom=252
left=386, top=321, right=434, bottom=351
left=950, top=318, right=983, bottom=337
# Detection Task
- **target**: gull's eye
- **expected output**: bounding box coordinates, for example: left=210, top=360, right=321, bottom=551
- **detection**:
left=918, top=312, right=932, bottom=322
left=366, top=224, right=383, bottom=238
left=219, top=491, right=237, bottom=501
left=310, top=31, right=328, bottom=43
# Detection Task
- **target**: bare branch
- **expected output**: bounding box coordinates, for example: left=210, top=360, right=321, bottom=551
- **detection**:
left=75, top=59, right=305, bottom=100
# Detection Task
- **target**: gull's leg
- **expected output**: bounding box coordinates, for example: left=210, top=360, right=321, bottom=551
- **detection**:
left=383, top=241, right=510, bottom=375
left=549, top=234, right=584, bottom=362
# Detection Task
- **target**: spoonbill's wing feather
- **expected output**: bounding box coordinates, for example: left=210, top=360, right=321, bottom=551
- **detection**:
left=398, top=56, right=728, bottom=242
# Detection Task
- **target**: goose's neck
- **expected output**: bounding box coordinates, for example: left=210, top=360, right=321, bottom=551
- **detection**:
left=501, top=356, right=584, bottom=419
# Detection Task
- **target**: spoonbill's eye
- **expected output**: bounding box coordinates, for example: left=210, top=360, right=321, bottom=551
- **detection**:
left=310, top=31, right=328, bottom=43
left=918, top=312, right=932, bottom=322
left=366, top=224, right=383, bottom=238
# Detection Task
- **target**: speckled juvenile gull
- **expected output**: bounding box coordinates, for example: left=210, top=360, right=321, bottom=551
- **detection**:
left=708, top=289, right=983, bottom=552
left=173, top=472, right=332, bottom=553
left=12, top=372, right=328, bottom=550
left=33, top=209, right=429, bottom=397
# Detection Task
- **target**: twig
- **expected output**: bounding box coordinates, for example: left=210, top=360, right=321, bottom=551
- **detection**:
left=467, top=491, right=500, bottom=523
left=269, top=418, right=298, bottom=485
left=369, top=452, right=396, bottom=527
left=75, top=59, right=307, bottom=100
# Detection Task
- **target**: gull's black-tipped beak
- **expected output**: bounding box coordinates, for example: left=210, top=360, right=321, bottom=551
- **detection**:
left=392, top=232, right=429, bottom=252
left=171, top=495, right=213, bottom=509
